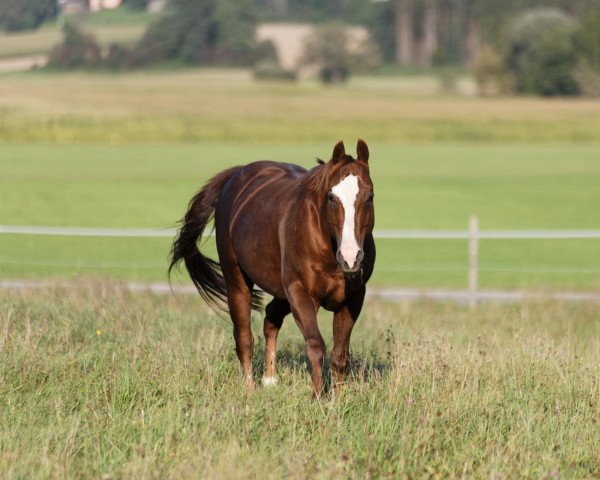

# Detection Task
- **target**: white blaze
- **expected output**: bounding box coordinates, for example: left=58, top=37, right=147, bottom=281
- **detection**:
left=331, top=174, right=360, bottom=267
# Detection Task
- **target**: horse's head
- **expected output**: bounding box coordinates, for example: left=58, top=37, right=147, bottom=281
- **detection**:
left=308, top=140, right=374, bottom=274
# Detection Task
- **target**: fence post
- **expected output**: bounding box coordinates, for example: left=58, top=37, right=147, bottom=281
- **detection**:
left=468, top=215, right=479, bottom=310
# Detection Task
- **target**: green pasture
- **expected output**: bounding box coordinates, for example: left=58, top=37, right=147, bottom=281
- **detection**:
left=0, top=63, right=598, bottom=480
left=1, top=286, right=598, bottom=478
left=0, top=70, right=599, bottom=289
left=1, top=143, right=599, bottom=290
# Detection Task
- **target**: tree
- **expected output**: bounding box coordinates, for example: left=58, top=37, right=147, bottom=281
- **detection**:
left=134, top=0, right=258, bottom=65
left=0, top=0, right=57, bottom=32
left=301, top=23, right=381, bottom=84
left=421, top=0, right=438, bottom=66
left=47, top=22, right=102, bottom=69
left=506, top=8, right=580, bottom=95
left=394, top=0, right=415, bottom=66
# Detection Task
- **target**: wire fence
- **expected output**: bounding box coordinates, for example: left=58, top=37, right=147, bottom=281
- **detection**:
left=2, top=220, right=600, bottom=306
left=3, top=224, right=600, bottom=239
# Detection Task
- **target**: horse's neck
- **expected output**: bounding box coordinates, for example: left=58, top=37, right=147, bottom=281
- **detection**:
left=292, top=191, right=331, bottom=252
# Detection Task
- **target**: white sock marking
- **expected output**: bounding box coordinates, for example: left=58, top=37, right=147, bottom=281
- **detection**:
left=331, top=175, right=360, bottom=267
left=262, top=376, right=278, bottom=386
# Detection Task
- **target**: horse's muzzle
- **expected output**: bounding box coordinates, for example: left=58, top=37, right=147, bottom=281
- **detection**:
left=336, top=248, right=364, bottom=273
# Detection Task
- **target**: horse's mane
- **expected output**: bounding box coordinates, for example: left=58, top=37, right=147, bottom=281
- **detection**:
left=302, top=154, right=356, bottom=197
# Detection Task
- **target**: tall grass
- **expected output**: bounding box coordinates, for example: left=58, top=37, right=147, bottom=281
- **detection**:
left=1, top=284, right=598, bottom=478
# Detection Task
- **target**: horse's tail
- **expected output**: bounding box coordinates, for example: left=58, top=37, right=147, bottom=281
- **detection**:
left=169, top=166, right=262, bottom=313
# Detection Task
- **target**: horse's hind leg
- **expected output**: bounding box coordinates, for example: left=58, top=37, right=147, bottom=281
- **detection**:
left=223, top=268, right=256, bottom=391
left=262, top=298, right=290, bottom=386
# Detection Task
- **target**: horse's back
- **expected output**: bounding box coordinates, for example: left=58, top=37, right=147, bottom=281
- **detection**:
left=219, top=161, right=306, bottom=211
left=238, top=160, right=307, bottom=183
left=214, top=161, right=306, bottom=297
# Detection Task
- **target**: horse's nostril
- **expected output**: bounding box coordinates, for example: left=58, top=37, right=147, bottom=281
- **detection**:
left=336, top=250, right=349, bottom=269
left=356, top=249, right=364, bottom=265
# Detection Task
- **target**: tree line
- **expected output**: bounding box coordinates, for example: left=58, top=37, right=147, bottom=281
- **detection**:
left=2, top=0, right=598, bottom=95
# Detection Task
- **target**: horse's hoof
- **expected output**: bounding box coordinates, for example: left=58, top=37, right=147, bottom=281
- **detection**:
left=261, top=376, right=278, bottom=387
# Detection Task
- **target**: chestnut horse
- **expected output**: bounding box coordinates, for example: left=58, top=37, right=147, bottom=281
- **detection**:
left=169, top=140, right=375, bottom=395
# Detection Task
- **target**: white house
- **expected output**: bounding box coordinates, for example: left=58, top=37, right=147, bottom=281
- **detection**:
left=88, top=0, right=122, bottom=12
left=59, top=0, right=123, bottom=14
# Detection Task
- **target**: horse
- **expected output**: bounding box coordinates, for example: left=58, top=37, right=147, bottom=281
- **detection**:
left=169, top=140, right=375, bottom=396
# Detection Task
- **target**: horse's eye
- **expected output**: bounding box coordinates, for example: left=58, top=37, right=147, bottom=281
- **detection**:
left=327, top=192, right=336, bottom=203
left=366, top=192, right=374, bottom=204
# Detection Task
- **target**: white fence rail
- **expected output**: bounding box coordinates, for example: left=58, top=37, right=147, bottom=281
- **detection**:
left=3, top=224, right=600, bottom=239
left=2, top=220, right=600, bottom=307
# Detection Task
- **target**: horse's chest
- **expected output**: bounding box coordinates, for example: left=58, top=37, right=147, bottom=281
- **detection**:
left=319, top=288, right=343, bottom=310
left=318, top=275, right=363, bottom=311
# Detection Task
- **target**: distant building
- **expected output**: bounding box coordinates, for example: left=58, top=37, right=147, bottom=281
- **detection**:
left=59, top=0, right=122, bottom=14
left=89, top=0, right=122, bottom=11
left=147, top=0, right=167, bottom=13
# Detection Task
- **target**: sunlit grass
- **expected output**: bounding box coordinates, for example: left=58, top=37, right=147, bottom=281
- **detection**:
left=1, top=143, right=599, bottom=289
left=0, top=70, right=599, bottom=143
left=1, top=285, right=598, bottom=478
left=0, top=71, right=599, bottom=289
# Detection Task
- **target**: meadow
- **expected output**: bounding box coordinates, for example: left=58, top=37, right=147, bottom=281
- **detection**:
left=1, top=140, right=599, bottom=290
left=1, top=284, right=598, bottom=478
left=1, top=69, right=600, bottom=144
left=1, top=43, right=600, bottom=480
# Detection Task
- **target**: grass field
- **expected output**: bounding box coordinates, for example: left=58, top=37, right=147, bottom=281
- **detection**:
left=1, top=36, right=599, bottom=480
left=1, top=143, right=599, bottom=290
left=1, top=285, right=598, bottom=478
left=0, top=70, right=599, bottom=290
left=1, top=70, right=600, bottom=144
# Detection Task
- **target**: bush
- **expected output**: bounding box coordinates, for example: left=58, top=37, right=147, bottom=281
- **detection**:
left=576, top=14, right=600, bottom=73
left=253, top=39, right=279, bottom=65
left=47, top=22, right=102, bottom=69
left=506, top=8, right=580, bottom=96
left=0, top=0, right=58, bottom=32
left=436, top=66, right=459, bottom=94
left=104, top=43, right=133, bottom=70
left=253, top=60, right=296, bottom=81
left=574, top=63, right=600, bottom=97
left=473, top=45, right=511, bottom=96
left=122, top=0, right=149, bottom=10
left=301, top=23, right=381, bottom=84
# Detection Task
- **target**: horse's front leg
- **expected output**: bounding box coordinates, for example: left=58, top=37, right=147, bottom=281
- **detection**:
left=331, top=287, right=365, bottom=396
left=286, top=283, right=325, bottom=397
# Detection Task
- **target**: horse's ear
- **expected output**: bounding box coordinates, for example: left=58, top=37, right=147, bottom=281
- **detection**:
left=357, top=139, right=369, bottom=164
left=331, top=141, right=346, bottom=164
